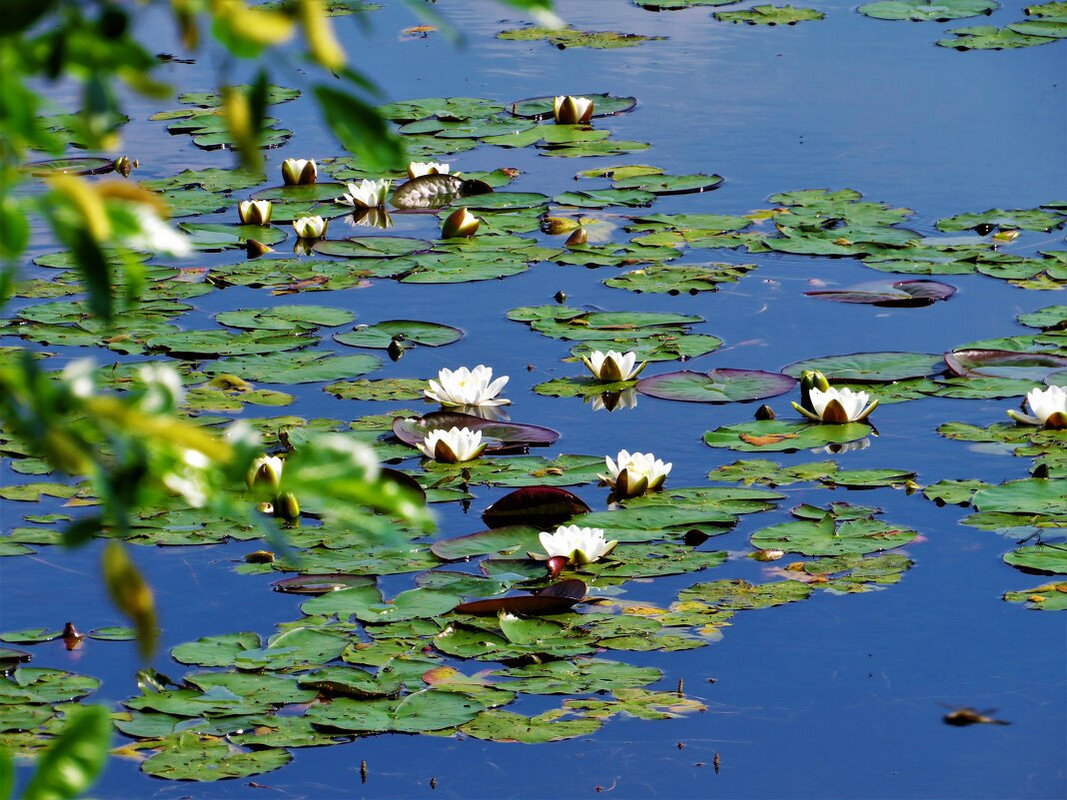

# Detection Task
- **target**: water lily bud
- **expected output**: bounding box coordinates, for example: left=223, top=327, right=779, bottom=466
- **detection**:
left=552, top=95, right=594, bottom=125
left=755, top=404, right=776, bottom=421
left=546, top=555, right=568, bottom=579
left=387, top=338, right=405, bottom=361
left=62, top=622, right=84, bottom=651
left=282, top=158, right=317, bottom=186
left=554, top=290, right=567, bottom=303
left=114, top=155, right=133, bottom=178
left=408, top=161, right=449, bottom=179
left=244, top=550, right=275, bottom=563
left=237, top=199, right=272, bottom=226
left=275, top=491, right=301, bottom=523
left=246, top=238, right=273, bottom=258
left=441, top=207, right=479, bottom=238
left=248, top=456, right=283, bottom=491
left=292, top=215, right=328, bottom=240
left=799, top=370, right=831, bottom=413
left=992, top=229, right=1019, bottom=243
left=565, top=227, right=588, bottom=247
left=752, top=548, right=785, bottom=562
left=542, top=216, right=580, bottom=235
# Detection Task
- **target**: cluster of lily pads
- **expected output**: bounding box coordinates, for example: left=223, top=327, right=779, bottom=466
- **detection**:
left=3, top=65, right=1067, bottom=783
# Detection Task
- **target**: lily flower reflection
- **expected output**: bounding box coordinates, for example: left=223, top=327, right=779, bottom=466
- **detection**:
left=589, top=388, right=638, bottom=413
left=599, top=449, right=672, bottom=498
left=344, top=208, right=393, bottom=230
left=416, top=427, right=487, bottom=463
left=425, top=365, right=510, bottom=408
left=1007, top=384, right=1067, bottom=429
left=531, top=524, right=617, bottom=566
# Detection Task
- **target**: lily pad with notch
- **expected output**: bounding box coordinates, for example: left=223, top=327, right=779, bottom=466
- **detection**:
left=715, top=4, right=825, bottom=23
left=784, top=351, right=945, bottom=382
left=497, top=26, right=664, bottom=48
left=637, top=369, right=795, bottom=403
left=454, top=579, right=588, bottom=616
left=604, top=263, right=757, bottom=295
left=392, top=412, right=559, bottom=455
left=858, top=0, right=998, bottom=20
left=312, top=236, right=433, bottom=258
left=215, top=305, right=355, bottom=332
left=202, top=352, right=381, bottom=385
left=178, top=223, right=288, bottom=252
left=1003, top=544, right=1067, bottom=574
left=334, top=320, right=463, bottom=350
left=611, top=173, right=724, bottom=195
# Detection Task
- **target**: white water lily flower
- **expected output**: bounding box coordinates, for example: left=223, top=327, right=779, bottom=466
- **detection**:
left=247, top=455, right=283, bottom=491
left=599, top=449, right=672, bottom=497
left=125, top=206, right=191, bottom=257
left=339, top=179, right=391, bottom=209
left=138, top=363, right=185, bottom=412
left=425, top=365, right=510, bottom=408
left=1008, top=384, right=1067, bottom=429
left=416, top=427, right=486, bottom=463
left=292, top=215, right=328, bottom=239
left=581, top=350, right=646, bottom=382
left=281, top=158, right=317, bottom=185
left=533, top=525, right=617, bottom=566
left=237, top=200, right=272, bottom=225
left=793, top=386, right=878, bottom=424
left=408, top=161, right=450, bottom=179
left=553, top=95, right=594, bottom=125
left=61, top=358, right=96, bottom=399
left=441, top=206, right=479, bottom=238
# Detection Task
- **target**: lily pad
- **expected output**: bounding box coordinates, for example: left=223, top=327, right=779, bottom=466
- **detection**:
left=305, top=691, right=484, bottom=733
left=858, top=0, right=998, bottom=20
left=972, top=479, right=1067, bottom=515
left=497, top=26, right=665, bottom=49
left=751, top=515, right=918, bottom=556
left=612, top=173, right=724, bottom=195
left=1003, top=544, right=1067, bottom=574
left=215, top=305, right=355, bottom=332
left=141, top=736, right=291, bottom=781
left=715, top=4, right=825, bottom=23
left=804, top=279, right=956, bottom=307
left=943, top=349, right=1067, bottom=381
left=704, top=420, right=872, bottom=452
left=334, top=320, right=463, bottom=350
left=482, top=487, right=591, bottom=529
left=783, top=352, right=944, bottom=382
left=1003, top=582, right=1067, bottom=610
left=509, top=94, right=638, bottom=119
left=937, top=24, right=1059, bottom=48
left=636, top=369, right=795, bottom=403
left=460, top=709, right=601, bottom=742
left=202, top=352, right=381, bottom=385
left=312, top=236, right=432, bottom=258
left=604, top=263, right=757, bottom=295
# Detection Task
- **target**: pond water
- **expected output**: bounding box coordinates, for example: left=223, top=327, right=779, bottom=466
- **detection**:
left=3, top=0, right=1066, bottom=797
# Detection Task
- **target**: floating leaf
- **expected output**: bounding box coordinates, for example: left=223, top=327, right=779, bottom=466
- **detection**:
left=805, top=279, right=956, bottom=307
left=509, top=94, right=638, bottom=119
left=305, top=691, right=484, bottom=733
left=751, top=515, right=918, bottom=556
left=604, top=263, right=757, bottom=295
left=141, top=735, right=291, bottom=781
left=715, top=4, right=825, bottom=23
left=216, top=305, right=355, bottom=332
left=334, top=320, right=463, bottom=349
left=636, top=369, right=795, bottom=403
left=454, top=580, right=588, bottom=616
left=202, top=352, right=381, bottom=385
left=482, top=487, right=591, bottom=529
left=858, top=0, right=998, bottom=20
left=1003, top=544, right=1067, bottom=574
left=460, top=708, right=601, bottom=742
left=1003, top=582, right=1067, bottom=610
left=497, top=26, right=665, bottom=48
left=704, top=420, right=871, bottom=452
left=783, top=352, right=944, bottom=382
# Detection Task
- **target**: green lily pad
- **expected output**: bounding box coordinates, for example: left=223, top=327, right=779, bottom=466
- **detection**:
left=612, top=173, right=724, bottom=195
left=636, top=369, right=795, bottom=403
left=334, top=320, right=463, bottom=350
left=603, top=263, right=757, bottom=294
left=306, top=691, right=484, bottom=733
left=141, top=735, right=291, bottom=781
left=430, top=526, right=542, bottom=561
left=1003, top=544, right=1067, bottom=574
left=326, top=377, right=426, bottom=400
left=1003, top=582, right=1067, bottom=610
left=858, top=0, right=998, bottom=21
left=202, top=352, right=381, bottom=384
left=216, top=305, right=355, bottom=332
left=312, top=236, right=432, bottom=258
left=936, top=207, right=1064, bottom=232
left=0, top=629, right=62, bottom=644
left=0, top=668, right=100, bottom=704
left=460, top=708, right=601, bottom=742
left=704, top=420, right=872, bottom=452
left=783, top=352, right=944, bottom=382
left=972, top=479, right=1067, bottom=515
left=300, top=586, right=459, bottom=623
left=492, top=659, right=661, bottom=694
left=509, top=94, right=638, bottom=119
left=677, top=579, right=813, bottom=610
left=715, top=4, right=825, bottom=23
left=937, top=24, right=1059, bottom=48
left=178, top=223, right=288, bottom=251
left=497, top=26, right=665, bottom=48
left=751, top=515, right=918, bottom=556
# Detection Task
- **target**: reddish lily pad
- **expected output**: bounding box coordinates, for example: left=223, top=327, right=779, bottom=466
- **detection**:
left=636, top=368, right=795, bottom=403
left=944, top=349, right=1067, bottom=380
left=482, top=486, right=591, bottom=529
left=392, top=412, right=560, bottom=454
left=454, top=579, right=588, bottom=616
left=804, top=279, right=956, bottom=307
